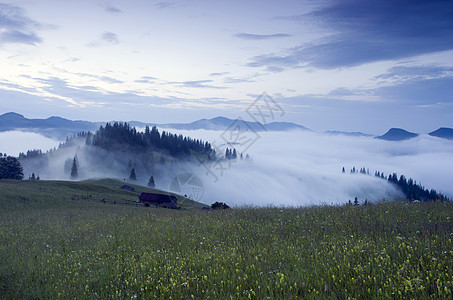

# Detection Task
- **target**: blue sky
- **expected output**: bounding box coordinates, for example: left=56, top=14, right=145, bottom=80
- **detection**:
left=1, top=0, right=453, bottom=134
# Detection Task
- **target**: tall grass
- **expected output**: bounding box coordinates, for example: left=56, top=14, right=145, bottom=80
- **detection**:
left=0, top=183, right=452, bottom=298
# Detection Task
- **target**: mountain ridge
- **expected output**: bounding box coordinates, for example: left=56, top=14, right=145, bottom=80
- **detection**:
left=0, top=112, right=309, bottom=138
left=1, top=112, right=453, bottom=141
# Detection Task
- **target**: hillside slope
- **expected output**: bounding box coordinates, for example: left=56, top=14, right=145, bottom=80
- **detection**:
left=0, top=178, right=205, bottom=210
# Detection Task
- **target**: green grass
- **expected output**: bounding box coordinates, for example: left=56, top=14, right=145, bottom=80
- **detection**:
left=0, top=179, right=452, bottom=299
left=0, top=178, right=204, bottom=211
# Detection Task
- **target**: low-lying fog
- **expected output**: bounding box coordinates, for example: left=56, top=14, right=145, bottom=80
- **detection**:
left=2, top=129, right=452, bottom=207
left=164, top=129, right=453, bottom=206
left=0, top=131, right=62, bottom=157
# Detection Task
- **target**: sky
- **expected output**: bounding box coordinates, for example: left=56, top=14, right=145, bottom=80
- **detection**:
left=1, top=0, right=453, bottom=134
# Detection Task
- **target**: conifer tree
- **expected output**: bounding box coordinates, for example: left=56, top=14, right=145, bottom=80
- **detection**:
left=148, top=175, right=155, bottom=188
left=129, top=168, right=137, bottom=181
left=0, top=156, right=24, bottom=180
left=71, top=156, right=78, bottom=179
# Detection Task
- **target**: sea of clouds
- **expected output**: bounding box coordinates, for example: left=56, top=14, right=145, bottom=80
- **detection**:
left=1, top=129, right=452, bottom=207
left=165, top=129, right=453, bottom=206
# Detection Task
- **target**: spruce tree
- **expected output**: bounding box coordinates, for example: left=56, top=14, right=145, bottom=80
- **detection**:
left=129, top=168, right=137, bottom=181
left=71, top=156, right=78, bottom=179
left=0, top=156, right=24, bottom=180
left=232, top=149, right=237, bottom=159
left=148, top=175, right=155, bottom=188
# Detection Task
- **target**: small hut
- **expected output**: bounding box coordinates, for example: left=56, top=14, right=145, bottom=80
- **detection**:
left=138, top=192, right=178, bottom=209
left=121, top=185, right=135, bottom=192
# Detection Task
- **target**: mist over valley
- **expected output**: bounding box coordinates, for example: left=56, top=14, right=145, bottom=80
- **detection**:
left=3, top=115, right=452, bottom=207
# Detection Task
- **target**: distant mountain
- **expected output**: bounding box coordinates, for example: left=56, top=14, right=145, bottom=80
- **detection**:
left=376, top=128, right=419, bottom=141
left=429, top=127, right=453, bottom=140
left=0, top=113, right=309, bottom=140
left=0, top=112, right=98, bottom=139
left=156, top=117, right=309, bottom=132
left=6, top=112, right=451, bottom=143
left=325, top=131, right=374, bottom=137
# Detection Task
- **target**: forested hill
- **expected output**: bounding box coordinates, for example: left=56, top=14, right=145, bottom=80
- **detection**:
left=87, top=122, right=214, bottom=158
left=18, top=122, right=218, bottom=184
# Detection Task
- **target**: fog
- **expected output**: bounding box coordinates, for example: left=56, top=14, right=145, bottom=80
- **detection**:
left=0, top=131, right=62, bottom=157
left=161, top=129, right=453, bottom=206
left=2, top=129, right=453, bottom=207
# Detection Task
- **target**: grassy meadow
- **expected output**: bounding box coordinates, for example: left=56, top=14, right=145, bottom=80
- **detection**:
left=0, top=179, right=452, bottom=299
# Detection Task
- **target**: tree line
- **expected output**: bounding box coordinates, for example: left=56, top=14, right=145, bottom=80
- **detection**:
left=89, top=122, right=214, bottom=158
left=343, top=166, right=450, bottom=202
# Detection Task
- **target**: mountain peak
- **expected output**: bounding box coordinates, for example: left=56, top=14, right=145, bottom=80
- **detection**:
left=0, top=112, right=26, bottom=120
left=429, top=127, right=453, bottom=140
left=376, top=128, right=418, bottom=141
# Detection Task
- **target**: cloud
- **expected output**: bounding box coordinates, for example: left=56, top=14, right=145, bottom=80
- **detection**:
left=87, top=31, right=119, bottom=47
left=0, top=3, right=43, bottom=45
left=235, top=33, right=292, bottom=40
left=170, top=80, right=228, bottom=89
left=103, top=4, right=122, bottom=14
left=309, top=64, right=453, bottom=105
left=134, top=76, right=158, bottom=84
left=223, top=76, right=256, bottom=84
left=4, top=127, right=453, bottom=207
left=251, top=0, right=453, bottom=70
left=101, top=31, right=119, bottom=44
left=0, top=131, right=62, bottom=157
left=154, top=2, right=175, bottom=9
left=373, top=76, right=453, bottom=106
left=375, top=65, right=453, bottom=82
left=209, top=72, right=229, bottom=77
left=74, top=72, right=124, bottom=84
left=146, top=129, right=453, bottom=206
left=0, top=129, right=433, bottom=206
left=65, top=57, right=80, bottom=63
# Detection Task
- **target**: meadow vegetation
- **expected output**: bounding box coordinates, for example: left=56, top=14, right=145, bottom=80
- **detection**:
left=0, top=179, right=452, bottom=299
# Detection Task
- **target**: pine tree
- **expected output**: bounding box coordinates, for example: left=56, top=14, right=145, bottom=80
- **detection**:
left=148, top=175, right=155, bottom=188
left=71, top=156, right=78, bottom=179
left=0, top=156, right=24, bottom=180
left=129, top=168, right=137, bottom=181
left=232, top=149, right=237, bottom=159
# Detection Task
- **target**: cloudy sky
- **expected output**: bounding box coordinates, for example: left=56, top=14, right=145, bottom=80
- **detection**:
left=1, top=0, right=453, bottom=134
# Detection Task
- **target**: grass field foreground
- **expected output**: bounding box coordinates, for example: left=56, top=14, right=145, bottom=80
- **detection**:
left=0, top=179, right=452, bottom=298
